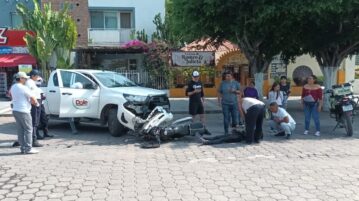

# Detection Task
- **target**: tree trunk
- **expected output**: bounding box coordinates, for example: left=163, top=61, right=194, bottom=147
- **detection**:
left=321, top=66, right=338, bottom=111
left=254, top=72, right=264, bottom=100
left=40, top=61, right=50, bottom=82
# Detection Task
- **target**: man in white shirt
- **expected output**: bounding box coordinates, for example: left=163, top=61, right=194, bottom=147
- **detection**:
left=26, top=70, right=43, bottom=147
left=268, top=102, right=296, bottom=139
left=11, top=72, right=39, bottom=154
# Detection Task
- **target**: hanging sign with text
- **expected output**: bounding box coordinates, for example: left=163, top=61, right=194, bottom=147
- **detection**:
left=171, top=51, right=215, bottom=67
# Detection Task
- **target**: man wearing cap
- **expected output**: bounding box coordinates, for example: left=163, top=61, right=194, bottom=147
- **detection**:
left=10, top=72, right=39, bottom=154
left=185, top=71, right=205, bottom=124
left=25, top=70, right=43, bottom=147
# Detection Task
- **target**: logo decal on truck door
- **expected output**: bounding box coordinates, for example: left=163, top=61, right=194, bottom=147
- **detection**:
left=73, top=98, right=90, bottom=109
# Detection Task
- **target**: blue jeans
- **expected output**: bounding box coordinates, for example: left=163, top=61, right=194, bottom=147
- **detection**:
left=304, top=102, right=320, bottom=131
left=222, top=103, right=239, bottom=134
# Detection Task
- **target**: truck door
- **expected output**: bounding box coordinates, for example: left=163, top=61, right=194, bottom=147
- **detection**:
left=46, top=70, right=61, bottom=114
left=58, top=70, right=100, bottom=118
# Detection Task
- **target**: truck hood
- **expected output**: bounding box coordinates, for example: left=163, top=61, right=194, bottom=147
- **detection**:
left=108, top=87, right=166, bottom=97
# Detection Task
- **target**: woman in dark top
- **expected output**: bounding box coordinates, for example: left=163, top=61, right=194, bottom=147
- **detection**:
left=243, top=81, right=259, bottom=99
left=279, top=76, right=291, bottom=109
left=301, top=75, right=323, bottom=136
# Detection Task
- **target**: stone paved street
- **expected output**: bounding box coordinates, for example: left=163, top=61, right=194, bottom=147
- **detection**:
left=1, top=110, right=359, bottom=201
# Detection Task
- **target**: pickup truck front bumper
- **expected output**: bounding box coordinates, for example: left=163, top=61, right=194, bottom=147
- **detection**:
left=123, top=95, right=170, bottom=118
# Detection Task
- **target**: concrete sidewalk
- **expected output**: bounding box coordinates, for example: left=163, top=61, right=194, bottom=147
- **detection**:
left=0, top=97, right=303, bottom=117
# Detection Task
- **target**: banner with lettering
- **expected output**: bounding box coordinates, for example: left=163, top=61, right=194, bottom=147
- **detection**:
left=171, top=51, right=215, bottom=67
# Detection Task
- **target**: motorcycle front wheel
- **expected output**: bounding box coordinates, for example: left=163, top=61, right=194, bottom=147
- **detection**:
left=341, top=112, right=353, bottom=137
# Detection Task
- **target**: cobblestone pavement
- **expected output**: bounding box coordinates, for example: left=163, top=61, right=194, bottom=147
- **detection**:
left=1, top=111, right=359, bottom=201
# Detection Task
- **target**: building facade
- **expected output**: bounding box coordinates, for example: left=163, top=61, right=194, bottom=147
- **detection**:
left=41, top=0, right=89, bottom=47
left=88, top=0, right=165, bottom=46
left=0, top=0, right=36, bottom=28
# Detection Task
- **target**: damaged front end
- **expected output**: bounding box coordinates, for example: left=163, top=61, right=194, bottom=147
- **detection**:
left=119, top=94, right=172, bottom=132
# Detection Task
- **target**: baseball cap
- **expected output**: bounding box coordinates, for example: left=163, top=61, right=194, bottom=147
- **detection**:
left=29, top=69, right=40, bottom=77
left=15, top=72, right=30, bottom=79
left=192, top=71, right=200, bottom=77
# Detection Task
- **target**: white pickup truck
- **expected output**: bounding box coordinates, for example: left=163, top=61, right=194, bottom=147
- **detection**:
left=42, top=69, right=170, bottom=136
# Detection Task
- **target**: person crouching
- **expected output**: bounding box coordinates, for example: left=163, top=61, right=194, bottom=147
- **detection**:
left=268, top=102, right=296, bottom=139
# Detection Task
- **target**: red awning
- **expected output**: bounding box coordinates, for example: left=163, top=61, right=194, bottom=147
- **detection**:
left=0, top=54, right=37, bottom=67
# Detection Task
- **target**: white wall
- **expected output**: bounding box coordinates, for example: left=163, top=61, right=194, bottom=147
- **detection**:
left=286, top=54, right=322, bottom=79
left=89, top=0, right=165, bottom=38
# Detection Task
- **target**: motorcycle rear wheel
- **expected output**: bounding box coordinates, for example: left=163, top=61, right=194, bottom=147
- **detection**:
left=341, top=112, right=353, bottom=137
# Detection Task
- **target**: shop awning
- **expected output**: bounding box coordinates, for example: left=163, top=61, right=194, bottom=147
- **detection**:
left=0, top=54, right=37, bottom=67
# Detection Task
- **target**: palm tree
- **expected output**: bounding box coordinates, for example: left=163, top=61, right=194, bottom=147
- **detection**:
left=17, top=0, right=77, bottom=80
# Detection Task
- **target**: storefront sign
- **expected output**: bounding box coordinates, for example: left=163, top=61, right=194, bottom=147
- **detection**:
left=0, top=28, right=33, bottom=47
left=0, top=46, right=29, bottom=55
left=0, top=47, right=12, bottom=54
left=270, top=56, right=287, bottom=78
left=0, top=28, right=8, bottom=44
left=171, top=51, right=215, bottom=67
left=18, top=64, right=33, bottom=73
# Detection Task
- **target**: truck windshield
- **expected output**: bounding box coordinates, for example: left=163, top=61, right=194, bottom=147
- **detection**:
left=93, top=72, right=137, bottom=88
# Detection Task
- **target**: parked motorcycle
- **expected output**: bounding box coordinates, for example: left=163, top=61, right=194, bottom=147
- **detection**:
left=327, top=80, right=357, bottom=136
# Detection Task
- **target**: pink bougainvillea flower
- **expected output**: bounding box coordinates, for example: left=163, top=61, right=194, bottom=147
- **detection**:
left=122, top=39, right=149, bottom=51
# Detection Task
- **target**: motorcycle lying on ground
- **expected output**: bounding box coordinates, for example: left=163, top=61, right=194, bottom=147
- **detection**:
left=119, top=101, right=211, bottom=148
left=326, top=80, right=359, bottom=136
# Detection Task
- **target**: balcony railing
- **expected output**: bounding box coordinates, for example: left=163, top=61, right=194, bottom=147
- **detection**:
left=88, top=28, right=134, bottom=46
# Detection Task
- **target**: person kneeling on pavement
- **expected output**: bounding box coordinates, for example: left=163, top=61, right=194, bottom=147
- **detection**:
left=268, top=102, right=296, bottom=139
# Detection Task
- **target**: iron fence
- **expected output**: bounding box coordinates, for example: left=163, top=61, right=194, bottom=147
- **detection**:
left=115, top=69, right=168, bottom=90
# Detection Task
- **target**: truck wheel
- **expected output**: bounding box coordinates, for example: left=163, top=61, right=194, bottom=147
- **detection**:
left=108, top=108, right=127, bottom=137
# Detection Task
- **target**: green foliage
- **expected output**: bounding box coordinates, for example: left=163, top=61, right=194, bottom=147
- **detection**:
left=17, top=0, right=77, bottom=80
left=278, top=0, right=359, bottom=67
left=170, top=0, right=285, bottom=75
left=144, top=41, right=171, bottom=88
left=151, top=11, right=181, bottom=48
left=136, top=29, right=148, bottom=43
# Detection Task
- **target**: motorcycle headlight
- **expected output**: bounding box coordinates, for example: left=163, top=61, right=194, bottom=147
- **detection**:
left=123, top=94, right=148, bottom=103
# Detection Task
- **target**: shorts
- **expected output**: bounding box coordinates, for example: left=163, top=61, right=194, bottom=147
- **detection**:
left=189, top=102, right=204, bottom=116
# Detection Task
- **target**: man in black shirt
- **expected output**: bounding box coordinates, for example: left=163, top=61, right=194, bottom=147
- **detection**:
left=186, top=71, right=205, bottom=124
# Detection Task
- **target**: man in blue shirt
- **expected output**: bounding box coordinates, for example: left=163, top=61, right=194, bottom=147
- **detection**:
left=218, top=71, right=241, bottom=135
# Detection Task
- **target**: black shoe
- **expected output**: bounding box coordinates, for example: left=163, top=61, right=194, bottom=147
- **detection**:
left=12, top=141, right=20, bottom=147
left=254, top=139, right=260, bottom=144
left=275, top=131, right=285, bottom=137
left=286, top=133, right=291, bottom=139
left=32, top=141, right=43, bottom=147
left=44, top=133, right=54, bottom=138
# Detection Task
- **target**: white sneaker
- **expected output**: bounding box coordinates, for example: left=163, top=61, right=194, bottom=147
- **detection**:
left=26, top=149, right=39, bottom=154
left=303, top=130, right=309, bottom=135
left=314, top=131, right=320, bottom=137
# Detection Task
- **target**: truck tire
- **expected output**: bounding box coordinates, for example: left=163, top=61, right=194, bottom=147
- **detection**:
left=108, top=108, right=127, bottom=137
